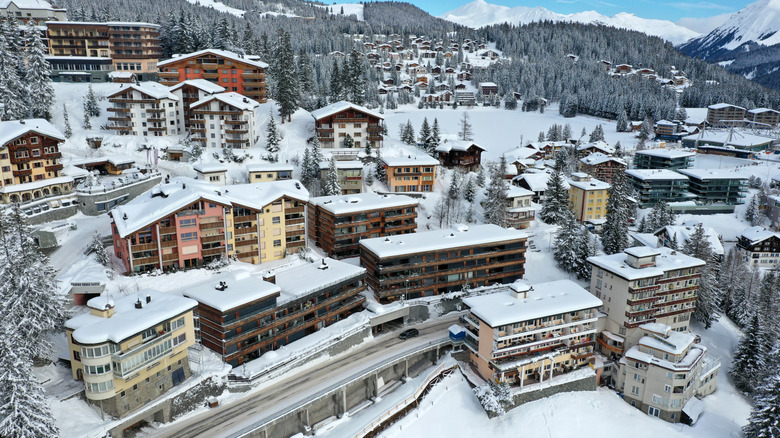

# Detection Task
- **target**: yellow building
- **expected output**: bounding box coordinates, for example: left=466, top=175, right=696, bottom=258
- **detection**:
left=246, top=163, right=293, bottom=183
left=568, top=172, right=610, bottom=223
left=461, top=280, right=602, bottom=387
left=64, top=290, right=198, bottom=418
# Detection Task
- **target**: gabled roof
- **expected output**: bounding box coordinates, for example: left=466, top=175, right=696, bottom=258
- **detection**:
left=108, top=82, right=178, bottom=101
left=434, top=140, right=485, bottom=153
left=191, top=92, right=259, bottom=111
left=708, top=103, right=745, bottom=110
left=311, top=100, right=383, bottom=121
left=747, top=108, right=780, bottom=115
left=514, top=172, right=569, bottom=192
left=381, top=154, right=439, bottom=167
left=739, top=226, right=780, bottom=245
left=580, top=152, right=626, bottom=167
left=246, top=163, right=293, bottom=173
left=169, top=79, right=225, bottom=94
left=0, top=0, right=62, bottom=10
left=158, top=49, right=268, bottom=69
left=0, top=119, right=64, bottom=146
left=576, top=141, right=614, bottom=154
left=183, top=270, right=280, bottom=312
left=654, top=223, right=724, bottom=256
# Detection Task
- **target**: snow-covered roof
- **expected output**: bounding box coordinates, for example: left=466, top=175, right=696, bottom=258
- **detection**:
left=193, top=163, right=227, bottom=174
left=381, top=154, right=439, bottom=167
left=191, top=92, right=259, bottom=111
left=514, top=172, right=570, bottom=192
left=463, top=280, right=602, bottom=328
left=68, top=261, right=109, bottom=286
left=625, top=247, right=661, bottom=258
left=69, top=155, right=135, bottom=167
left=169, top=79, right=225, bottom=94
left=634, top=148, right=695, bottom=159
left=580, top=152, right=626, bottom=167
left=506, top=185, right=534, bottom=198
left=183, top=270, right=280, bottom=312
left=317, top=160, right=363, bottom=170
left=434, top=140, right=484, bottom=153
left=158, top=49, right=268, bottom=69
left=275, top=258, right=365, bottom=303
left=310, top=192, right=417, bottom=215
left=747, top=108, right=780, bottom=115
left=656, top=120, right=675, bottom=126
left=708, top=103, right=744, bottom=110
left=310, top=100, right=383, bottom=121
left=0, top=119, right=64, bottom=146
left=625, top=169, right=689, bottom=181
left=104, top=21, right=160, bottom=28
left=111, top=177, right=309, bottom=237
left=0, top=0, right=61, bottom=10
left=65, top=290, right=197, bottom=345
left=576, top=141, right=614, bottom=154
left=0, top=176, right=73, bottom=194
left=631, top=232, right=659, bottom=248
left=588, top=246, right=705, bottom=281
left=46, top=56, right=112, bottom=61
left=567, top=175, right=610, bottom=191
left=639, top=325, right=696, bottom=356
left=246, top=163, right=294, bottom=172
left=360, top=224, right=528, bottom=258
left=478, top=81, right=497, bottom=87
left=108, top=82, right=178, bottom=101
left=683, top=398, right=705, bottom=424
left=738, top=226, right=780, bottom=245
left=675, top=168, right=748, bottom=181
left=683, top=130, right=774, bottom=148
left=656, top=223, right=724, bottom=255
left=108, top=72, right=135, bottom=79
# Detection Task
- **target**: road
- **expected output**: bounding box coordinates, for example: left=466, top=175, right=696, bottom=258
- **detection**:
left=154, top=314, right=461, bottom=438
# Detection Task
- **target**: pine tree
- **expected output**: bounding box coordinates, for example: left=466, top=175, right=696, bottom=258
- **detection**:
left=745, top=195, right=760, bottom=226
left=458, top=112, right=473, bottom=141
left=576, top=228, right=600, bottom=280
left=588, top=124, right=605, bottom=143
left=731, top=314, right=769, bottom=394
left=463, top=176, right=476, bottom=203
left=265, top=112, right=281, bottom=153
left=553, top=206, right=580, bottom=273
left=637, top=216, right=649, bottom=233
left=23, top=25, right=54, bottom=120
left=401, top=120, right=416, bottom=145
left=297, top=49, right=315, bottom=94
left=614, top=141, right=623, bottom=158
left=476, top=167, right=486, bottom=187
left=342, top=133, right=355, bottom=149
left=346, top=51, right=365, bottom=105
left=539, top=170, right=569, bottom=225
left=430, top=118, right=441, bottom=152
left=483, top=157, right=508, bottom=227
left=301, top=147, right=313, bottom=188
left=329, top=58, right=344, bottom=102
left=616, top=109, right=629, bottom=132
left=83, top=111, right=91, bottom=130
left=324, top=158, right=341, bottom=196
left=670, top=232, right=679, bottom=250
left=419, top=117, right=432, bottom=151
left=743, top=371, right=780, bottom=438
left=375, top=149, right=387, bottom=183
left=562, top=124, right=572, bottom=141
left=272, top=30, right=299, bottom=122
left=84, top=85, right=100, bottom=118
left=89, top=232, right=109, bottom=267
left=602, top=169, right=630, bottom=254
left=63, top=104, right=72, bottom=138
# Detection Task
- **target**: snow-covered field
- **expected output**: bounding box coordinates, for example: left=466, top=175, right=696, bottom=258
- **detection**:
left=183, top=0, right=245, bottom=17
left=316, top=3, right=364, bottom=20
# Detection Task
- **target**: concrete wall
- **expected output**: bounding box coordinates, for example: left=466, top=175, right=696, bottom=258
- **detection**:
left=77, top=175, right=162, bottom=216
left=26, top=205, right=79, bottom=225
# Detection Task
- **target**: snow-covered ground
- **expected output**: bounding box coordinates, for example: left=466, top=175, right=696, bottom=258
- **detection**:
left=183, top=0, right=244, bottom=17
left=316, top=3, right=364, bottom=20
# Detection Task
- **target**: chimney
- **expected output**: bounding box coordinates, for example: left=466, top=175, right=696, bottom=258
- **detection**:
left=146, top=295, right=151, bottom=304
left=510, top=282, right=532, bottom=299
left=122, top=213, right=128, bottom=220
left=135, top=299, right=143, bottom=309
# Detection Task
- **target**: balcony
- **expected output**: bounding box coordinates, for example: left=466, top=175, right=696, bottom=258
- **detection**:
left=158, top=71, right=179, bottom=78
left=108, top=98, right=155, bottom=104
left=45, top=164, right=64, bottom=172
left=225, top=129, right=248, bottom=134
left=107, top=107, right=131, bottom=112
left=108, top=116, right=131, bottom=122
left=199, top=222, right=223, bottom=230
left=201, top=233, right=225, bottom=244
left=203, top=247, right=225, bottom=257
left=112, top=332, right=172, bottom=378
left=162, top=253, right=179, bottom=262
left=12, top=168, right=32, bottom=177
left=241, top=72, right=266, bottom=79
left=148, top=127, right=167, bottom=132
left=202, top=72, right=219, bottom=79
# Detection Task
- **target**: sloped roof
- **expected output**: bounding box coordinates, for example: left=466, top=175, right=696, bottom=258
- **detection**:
left=191, top=92, right=259, bottom=111
left=108, top=82, right=178, bottom=101
left=0, top=119, right=64, bottom=146
left=434, top=140, right=485, bottom=153
left=310, top=100, right=383, bottom=121
left=158, top=49, right=268, bottom=69
left=169, top=79, right=225, bottom=94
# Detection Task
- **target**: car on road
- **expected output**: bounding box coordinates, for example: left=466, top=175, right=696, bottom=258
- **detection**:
left=399, top=328, right=419, bottom=340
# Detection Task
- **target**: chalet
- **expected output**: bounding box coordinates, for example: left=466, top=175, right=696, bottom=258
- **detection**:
left=434, top=140, right=484, bottom=171
left=576, top=141, right=614, bottom=158
left=506, top=185, right=535, bottom=229
left=654, top=223, right=724, bottom=260
left=157, top=49, right=268, bottom=103
left=457, top=71, right=471, bottom=81
left=478, top=82, right=498, bottom=97
left=106, top=82, right=179, bottom=136
left=423, top=90, right=453, bottom=104
left=615, top=64, right=633, bottom=73
left=579, top=153, right=627, bottom=184
left=513, top=171, right=570, bottom=203
left=736, top=227, right=780, bottom=267
left=71, top=155, right=136, bottom=176
left=308, top=193, right=417, bottom=258
left=311, top=101, right=384, bottom=150
left=1, top=0, right=66, bottom=23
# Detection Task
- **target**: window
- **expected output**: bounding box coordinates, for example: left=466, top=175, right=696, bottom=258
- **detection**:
left=142, top=327, right=156, bottom=340
left=180, top=219, right=196, bottom=228
left=181, top=232, right=197, bottom=241
left=273, top=239, right=281, bottom=247
left=633, top=373, right=641, bottom=381
left=631, top=386, right=640, bottom=395
left=172, top=333, right=187, bottom=347
left=651, top=394, right=662, bottom=405
left=664, top=384, right=671, bottom=393
left=272, top=216, right=280, bottom=224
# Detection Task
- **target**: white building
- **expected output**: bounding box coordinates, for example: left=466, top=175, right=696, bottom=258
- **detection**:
left=736, top=226, right=780, bottom=267
left=107, top=82, right=179, bottom=136
left=0, top=0, right=67, bottom=23
left=193, top=163, right=228, bottom=185
left=169, top=79, right=225, bottom=134
left=189, top=92, right=260, bottom=149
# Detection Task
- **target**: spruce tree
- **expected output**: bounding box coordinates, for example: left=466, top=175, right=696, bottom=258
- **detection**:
left=743, top=371, right=780, bottom=438
left=89, top=232, right=109, bottom=267
left=539, top=169, right=569, bottom=225
left=401, top=120, right=416, bottom=145
left=375, top=149, right=387, bottom=183
left=745, top=195, right=760, bottom=226
left=476, top=166, right=486, bottom=187
left=483, top=157, right=508, bottom=227
left=329, top=59, right=343, bottom=102
left=83, top=111, right=91, bottom=130
left=419, top=117, right=431, bottom=151
left=731, top=314, right=769, bottom=394
left=63, top=104, right=72, bottom=138
left=272, top=30, right=299, bottom=122
left=342, top=133, right=355, bottom=149
left=84, top=85, right=100, bottom=118
left=265, top=112, right=281, bottom=153
left=463, top=176, right=476, bottom=203
left=430, top=118, right=441, bottom=152
left=616, top=109, right=629, bottom=132
left=614, top=141, right=623, bottom=158
left=576, top=228, right=600, bottom=280
left=553, top=206, right=580, bottom=273
left=588, top=124, right=605, bottom=143
left=301, top=147, right=313, bottom=189
left=23, top=26, right=54, bottom=120
left=602, top=169, right=630, bottom=254
left=324, top=158, right=341, bottom=196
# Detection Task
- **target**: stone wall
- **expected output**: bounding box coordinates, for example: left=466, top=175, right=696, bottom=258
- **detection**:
left=26, top=205, right=79, bottom=226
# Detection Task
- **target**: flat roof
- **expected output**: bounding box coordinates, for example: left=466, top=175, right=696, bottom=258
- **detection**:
left=246, top=163, right=294, bottom=172
left=588, top=246, right=705, bottom=281
left=360, top=224, right=528, bottom=258
left=158, top=49, right=268, bottom=69
left=624, top=247, right=661, bottom=258
left=381, top=154, right=439, bottom=167
left=463, top=279, right=602, bottom=327
left=311, top=192, right=417, bottom=215
left=635, top=148, right=695, bottom=159
left=626, top=169, right=689, bottom=181
left=274, top=258, right=365, bottom=303
left=182, top=270, right=280, bottom=312
left=567, top=176, right=610, bottom=191
left=193, top=163, right=227, bottom=173
left=676, top=168, right=748, bottom=181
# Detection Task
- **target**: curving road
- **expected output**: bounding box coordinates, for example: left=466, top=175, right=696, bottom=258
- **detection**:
left=153, top=314, right=461, bottom=438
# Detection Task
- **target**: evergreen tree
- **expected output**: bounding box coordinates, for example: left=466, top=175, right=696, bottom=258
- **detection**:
left=637, top=216, right=649, bottom=233
left=23, top=26, right=54, bottom=120
left=342, top=133, right=355, bottom=149
left=553, top=206, right=580, bottom=272
left=324, top=158, right=341, bottom=196
left=476, top=166, right=486, bottom=187
left=745, top=195, right=760, bottom=226
left=614, top=141, right=623, bottom=158
left=329, top=59, right=344, bottom=102
left=265, top=112, right=281, bottom=153
left=364, top=168, right=374, bottom=187
left=345, top=51, right=365, bottom=105
left=576, top=228, right=599, bottom=280
left=272, top=30, right=299, bottom=123
left=375, top=149, right=387, bottom=183
left=463, top=176, right=476, bottom=203
left=63, top=104, right=72, bottom=138
left=419, top=117, right=432, bottom=152
left=89, top=232, right=109, bottom=267
left=731, top=315, right=769, bottom=394
left=458, top=112, right=473, bottom=141
left=503, top=93, right=517, bottom=110
left=539, top=169, right=569, bottom=225
left=483, top=157, right=508, bottom=227
left=562, top=124, right=572, bottom=141
left=83, top=85, right=100, bottom=118
left=602, top=169, right=631, bottom=254
left=670, top=232, right=679, bottom=250
left=616, top=109, right=629, bottom=132
left=297, top=49, right=315, bottom=94
left=301, top=147, right=313, bottom=189
left=588, top=124, right=605, bottom=143
left=401, top=120, right=416, bottom=145
left=83, top=112, right=91, bottom=130
left=743, top=370, right=780, bottom=438
left=430, top=118, right=441, bottom=151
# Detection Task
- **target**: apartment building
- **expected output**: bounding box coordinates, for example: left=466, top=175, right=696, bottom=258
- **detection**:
left=587, top=247, right=705, bottom=349
left=617, top=323, right=719, bottom=423
left=360, top=224, right=528, bottom=302
left=1, top=0, right=66, bottom=23
left=169, top=79, right=225, bottom=133
left=106, top=82, right=179, bottom=136
left=184, top=260, right=366, bottom=366
left=736, top=226, right=780, bottom=267
left=381, top=154, right=438, bottom=193
left=64, top=290, right=197, bottom=417
left=579, top=153, right=626, bottom=184
left=157, top=49, right=268, bottom=103
left=506, top=185, right=535, bottom=229
left=308, top=192, right=418, bottom=259
left=318, top=160, right=363, bottom=194
left=625, top=169, right=690, bottom=207
left=110, top=178, right=308, bottom=273
left=193, top=163, right=227, bottom=185
left=746, top=108, right=780, bottom=128
left=0, top=119, right=72, bottom=204
left=311, top=101, right=384, bottom=149
left=462, top=280, right=602, bottom=386
left=633, top=149, right=695, bottom=170
left=675, top=169, right=747, bottom=205
left=247, top=163, right=293, bottom=183
left=189, top=92, right=261, bottom=149
left=567, top=172, right=610, bottom=223
left=706, top=103, right=746, bottom=127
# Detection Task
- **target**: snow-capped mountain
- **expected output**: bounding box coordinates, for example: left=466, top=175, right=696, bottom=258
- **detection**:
left=439, top=0, right=701, bottom=45
left=679, top=0, right=780, bottom=89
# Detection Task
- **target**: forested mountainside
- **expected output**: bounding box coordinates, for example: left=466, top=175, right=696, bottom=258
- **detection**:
left=54, top=0, right=780, bottom=119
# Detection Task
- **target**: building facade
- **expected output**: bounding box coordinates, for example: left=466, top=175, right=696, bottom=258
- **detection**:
left=506, top=186, right=535, bottom=229
left=462, top=280, right=602, bottom=386
left=360, top=224, right=528, bottom=302
left=110, top=178, right=308, bottom=273
left=157, top=49, right=268, bottom=103
left=106, top=83, right=179, bottom=136
left=64, top=291, right=197, bottom=418
left=706, top=103, right=746, bottom=127
left=169, top=79, right=225, bottom=133
left=1, top=0, right=67, bottom=23
left=736, top=226, right=780, bottom=267
left=579, top=153, right=627, bottom=184
left=567, top=172, right=610, bottom=223
left=247, top=163, right=293, bottom=183
left=746, top=108, right=780, bottom=128
left=626, top=169, right=691, bottom=207
left=434, top=140, right=484, bottom=172
left=633, top=149, right=695, bottom=170
left=381, top=155, right=438, bottom=193
left=189, top=92, right=260, bottom=149
left=311, top=101, right=384, bottom=150
left=308, top=193, right=417, bottom=259
left=675, top=169, right=747, bottom=205
left=318, top=160, right=363, bottom=194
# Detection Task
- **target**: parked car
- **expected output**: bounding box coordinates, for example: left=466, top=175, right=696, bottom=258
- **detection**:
left=399, top=328, right=419, bottom=340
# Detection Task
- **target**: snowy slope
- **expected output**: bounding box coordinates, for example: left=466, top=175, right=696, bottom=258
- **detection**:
left=183, top=0, right=245, bottom=17
left=315, top=3, right=364, bottom=21
left=439, top=0, right=700, bottom=44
